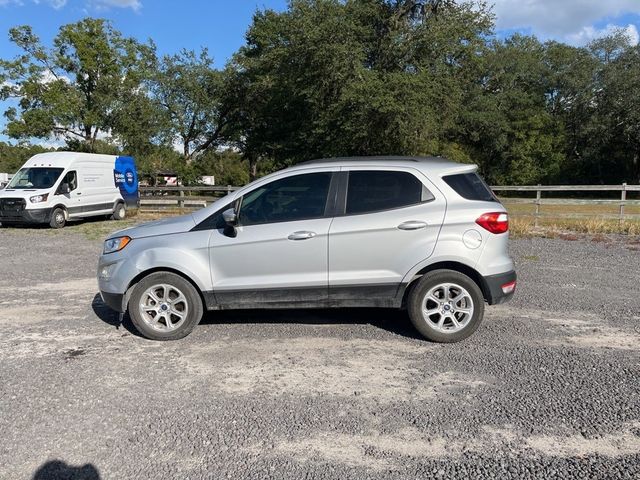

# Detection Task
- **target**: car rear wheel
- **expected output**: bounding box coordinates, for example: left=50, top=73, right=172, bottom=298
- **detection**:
left=49, top=207, right=66, bottom=228
left=129, top=272, right=203, bottom=341
left=407, top=269, right=485, bottom=343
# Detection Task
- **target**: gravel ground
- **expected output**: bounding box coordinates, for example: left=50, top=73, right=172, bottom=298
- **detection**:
left=0, top=222, right=639, bottom=479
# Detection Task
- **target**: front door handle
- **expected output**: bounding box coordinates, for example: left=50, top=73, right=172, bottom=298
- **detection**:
left=288, top=231, right=317, bottom=241
left=398, top=221, right=427, bottom=231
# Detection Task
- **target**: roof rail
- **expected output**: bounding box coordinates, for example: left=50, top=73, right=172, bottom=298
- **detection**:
left=300, top=156, right=438, bottom=165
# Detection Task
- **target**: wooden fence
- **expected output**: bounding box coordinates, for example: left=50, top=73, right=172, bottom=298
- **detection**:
left=492, top=184, right=640, bottom=223
left=139, top=183, right=640, bottom=222
left=139, top=185, right=238, bottom=209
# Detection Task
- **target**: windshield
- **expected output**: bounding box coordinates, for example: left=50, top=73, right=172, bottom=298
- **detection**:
left=6, top=168, right=64, bottom=189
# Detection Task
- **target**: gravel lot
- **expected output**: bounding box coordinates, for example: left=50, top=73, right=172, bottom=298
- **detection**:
left=0, top=222, right=639, bottom=479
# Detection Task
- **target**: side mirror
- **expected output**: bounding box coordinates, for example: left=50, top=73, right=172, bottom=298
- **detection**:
left=222, top=208, right=237, bottom=238
left=59, top=183, right=70, bottom=195
left=222, top=208, right=237, bottom=226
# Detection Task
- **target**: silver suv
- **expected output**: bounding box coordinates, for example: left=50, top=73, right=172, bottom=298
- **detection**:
left=98, top=157, right=516, bottom=342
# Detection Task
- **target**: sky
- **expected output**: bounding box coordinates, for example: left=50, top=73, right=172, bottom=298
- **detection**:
left=1, top=0, right=640, bottom=145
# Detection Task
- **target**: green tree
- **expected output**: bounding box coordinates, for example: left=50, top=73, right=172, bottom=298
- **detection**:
left=150, top=49, right=234, bottom=163
left=229, top=0, right=494, bottom=178
left=587, top=31, right=640, bottom=183
left=0, top=141, right=51, bottom=173
left=0, top=18, right=156, bottom=151
left=196, top=150, right=250, bottom=186
left=460, top=35, right=565, bottom=184
left=541, top=41, right=597, bottom=183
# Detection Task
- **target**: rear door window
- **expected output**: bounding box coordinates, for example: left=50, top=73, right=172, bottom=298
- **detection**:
left=345, top=170, right=434, bottom=215
left=443, top=172, right=496, bottom=202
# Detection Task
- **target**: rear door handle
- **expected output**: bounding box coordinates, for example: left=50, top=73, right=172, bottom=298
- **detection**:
left=398, top=221, right=427, bottom=231
left=288, top=231, right=317, bottom=240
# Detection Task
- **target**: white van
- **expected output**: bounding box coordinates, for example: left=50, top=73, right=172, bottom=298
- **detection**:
left=0, top=152, right=139, bottom=228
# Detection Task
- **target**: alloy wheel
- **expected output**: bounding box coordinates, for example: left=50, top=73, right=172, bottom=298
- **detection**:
left=421, top=282, right=475, bottom=333
left=138, top=284, right=189, bottom=332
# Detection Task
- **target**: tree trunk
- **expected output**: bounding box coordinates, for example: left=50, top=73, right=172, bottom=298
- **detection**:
left=84, top=125, right=94, bottom=151
left=184, top=140, right=192, bottom=165
left=248, top=154, right=258, bottom=181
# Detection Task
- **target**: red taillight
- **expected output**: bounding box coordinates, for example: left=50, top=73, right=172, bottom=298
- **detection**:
left=476, top=212, right=509, bottom=234
left=501, top=280, right=517, bottom=294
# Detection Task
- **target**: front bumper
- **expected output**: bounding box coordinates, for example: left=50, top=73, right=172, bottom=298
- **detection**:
left=98, top=254, right=135, bottom=313
left=100, top=290, right=127, bottom=313
left=482, top=270, right=517, bottom=305
left=0, top=207, right=51, bottom=224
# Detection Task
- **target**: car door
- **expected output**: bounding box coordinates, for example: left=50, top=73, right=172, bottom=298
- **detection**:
left=328, top=167, right=446, bottom=301
left=76, top=165, right=112, bottom=216
left=56, top=170, right=79, bottom=215
left=208, top=169, right=337, bottom=307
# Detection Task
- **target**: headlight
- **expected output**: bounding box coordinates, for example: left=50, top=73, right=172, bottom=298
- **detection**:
left=103, top=236, right=131, bottom=254
left=30, top=193, right=49, bottom=203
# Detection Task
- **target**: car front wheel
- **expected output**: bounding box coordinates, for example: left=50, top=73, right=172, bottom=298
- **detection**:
left=49, top=207, right=66, bottom=228
left=407, top=269, right=485, bottom=343
left=129, top=272, right=203, bottom=341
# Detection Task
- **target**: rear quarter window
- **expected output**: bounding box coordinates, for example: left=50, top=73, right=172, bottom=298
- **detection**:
left=443, top=172, right=496, bottom=202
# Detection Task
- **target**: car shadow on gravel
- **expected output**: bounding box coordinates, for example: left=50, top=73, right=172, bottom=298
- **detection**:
left=91, top=294, right=143, bottom=338
left=91, top=294, right=423, bottom=340
left=201, top=307, right=424, bottom=340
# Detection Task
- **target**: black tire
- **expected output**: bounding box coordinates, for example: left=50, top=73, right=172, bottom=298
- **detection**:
left=112, top=202, right=126, bottom=220
left=407, top=269, right=485, bottom=343
left=49, top=207, right=66, bottom=228
left=128, top=272, right=203, bottom=341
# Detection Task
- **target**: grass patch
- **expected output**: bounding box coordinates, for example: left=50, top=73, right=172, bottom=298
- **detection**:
left=68, top=211, right=177, bottom=240
left=505, top=198, right=640, bottom=239
left=2, top=211, right=179, bottom=241
left=502, top=200, right=640, bottom=216
left=509, top=216, right=640, bottom=238
left=67, top=218, right=139, bottom=240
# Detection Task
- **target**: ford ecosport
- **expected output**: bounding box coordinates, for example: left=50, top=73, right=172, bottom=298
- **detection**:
left=98, top=157, right=516, bottom=342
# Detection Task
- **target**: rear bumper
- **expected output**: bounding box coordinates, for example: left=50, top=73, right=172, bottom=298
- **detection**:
left=482, top=270, right=517, bottom=305
left=0, top=207, right=51, bottom=224
left=100, top=290, right=126, bottom=313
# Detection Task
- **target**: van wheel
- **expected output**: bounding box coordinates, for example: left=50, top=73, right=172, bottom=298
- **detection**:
left=49, top=207, right=66, bottom=228
left=112, top=203, right=126, bottom=220
left=407, top=269, right=485, bottom=343
left=128, top=272, right=203, bottom=341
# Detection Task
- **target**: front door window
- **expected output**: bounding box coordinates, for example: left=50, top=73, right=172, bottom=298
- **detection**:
left=239, top=172, right=332, bottom=226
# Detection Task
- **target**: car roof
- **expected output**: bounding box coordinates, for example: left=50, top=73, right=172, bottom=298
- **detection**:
left=295, top=156, right=477, bottom=176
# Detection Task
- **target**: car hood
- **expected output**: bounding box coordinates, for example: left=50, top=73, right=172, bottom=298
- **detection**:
left=0, top=188, right=50, bottom=200
left=108, top=213, right=196, bottom=240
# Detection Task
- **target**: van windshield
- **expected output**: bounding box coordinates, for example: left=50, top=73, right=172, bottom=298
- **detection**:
left=6, top=168, right=64, bottom=189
